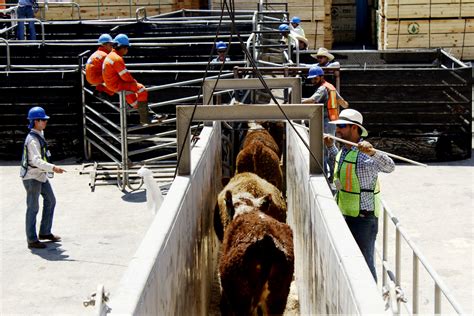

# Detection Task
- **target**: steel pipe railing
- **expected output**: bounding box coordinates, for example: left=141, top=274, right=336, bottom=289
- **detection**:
left=37, top=1, right=81, bottom=20
left=0, top=18, right=45, bottom=43
left=0, top=38, right=10, bottom=71
left=379, top=200, right=466, bottom=315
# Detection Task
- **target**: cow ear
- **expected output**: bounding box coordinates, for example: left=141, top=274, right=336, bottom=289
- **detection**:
left=261, top=194, right=272, bottom=211
left=225, top=190, right=235, bottom=219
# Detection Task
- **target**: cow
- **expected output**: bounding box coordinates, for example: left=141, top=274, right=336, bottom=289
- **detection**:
left=219, top=201, right=294, bottom=316
left=214, top=172, right=287, bottom=241
left=243, top=124, right=281, bottom=157
left=235, top=139, right=283, bottom=190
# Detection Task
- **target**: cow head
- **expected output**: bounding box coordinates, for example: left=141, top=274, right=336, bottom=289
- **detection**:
left=225, top=190, right=272, bottom=220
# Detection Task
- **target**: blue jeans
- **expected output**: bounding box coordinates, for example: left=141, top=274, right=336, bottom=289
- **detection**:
left=23, top=179, right=56, bottom=242
left=17, top=6, right=36, bottom=40
left=345, top=216, right=379, bottom=281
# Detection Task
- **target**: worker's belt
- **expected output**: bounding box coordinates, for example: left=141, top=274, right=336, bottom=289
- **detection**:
left=358, top=210, right=375, bottom=218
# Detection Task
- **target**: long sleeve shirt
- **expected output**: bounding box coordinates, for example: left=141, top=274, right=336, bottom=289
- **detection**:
left=327, top=144, right=395, bottom=211
left=23, top=129, right=54, bottom=182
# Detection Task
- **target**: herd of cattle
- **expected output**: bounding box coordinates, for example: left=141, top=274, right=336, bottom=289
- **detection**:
left=213, top=122, right=295, bottom=315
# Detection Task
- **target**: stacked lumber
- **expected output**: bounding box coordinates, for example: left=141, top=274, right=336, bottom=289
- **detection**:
left=378, top=0, right=474, bottom=59
left=210, top=0, right=332, bottom=49
left=37, top=0, right=182, bottom=20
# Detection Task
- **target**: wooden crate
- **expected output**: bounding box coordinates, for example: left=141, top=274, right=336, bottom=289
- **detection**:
left=383, top=18, right=474, bottom=59
left=384, top=0, right=474, bottom=19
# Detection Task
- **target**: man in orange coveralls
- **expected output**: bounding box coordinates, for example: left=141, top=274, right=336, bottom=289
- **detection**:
left=85, top=34, right=115, bottom=99
left=103, top=33, right=166, bottom=125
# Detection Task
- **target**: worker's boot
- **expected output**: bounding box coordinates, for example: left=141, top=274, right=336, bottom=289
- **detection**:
left=138, top=101, right=168, bottom=124
left=137, top=102, right=151, bottom=125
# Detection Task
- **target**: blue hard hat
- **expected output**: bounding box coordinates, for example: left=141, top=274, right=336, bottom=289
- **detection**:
left=291, top=16, right=301, bottom=24
left=113, top=34, right=130, bottom=47
left=98, top=34, right=113, bottom=44
left=278, top=24, right=289, bottom=32
left=307, top=65, right=324, bottom=79
left=216, top=41, right=227, bottom=51
left=28, top=106, right=50, bottom=120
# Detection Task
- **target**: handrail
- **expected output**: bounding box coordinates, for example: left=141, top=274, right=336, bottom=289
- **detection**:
left=135, top=7, right=147, bottom=22
left=380, top=200, right=466, bottom=315
left=245, top=32, right=255, bottom=67
left=0, top=18, right=45, bottom=43
left=37, top=1, right=81, bottom=20
left=0, top=38, right=10, bottom=71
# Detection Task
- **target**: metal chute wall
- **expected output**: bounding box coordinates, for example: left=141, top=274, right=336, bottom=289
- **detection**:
left=286, top=125, right=387, bottom=314
left=109, top=125, right=221, bottom=315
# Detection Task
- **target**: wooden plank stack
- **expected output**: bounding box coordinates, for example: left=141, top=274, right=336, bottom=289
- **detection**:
left=38, top=0, right=181, bottom=20
left=210, top=0, right=333, bottom=49
left=378, top=0, right=474, bottom=59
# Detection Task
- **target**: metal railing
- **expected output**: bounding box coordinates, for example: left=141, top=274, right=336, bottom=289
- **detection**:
left=37, top=1, right=82, bottom=20
left=379, top=200, right=466, bottom=315
left=0, top=17, right=45, bottom=42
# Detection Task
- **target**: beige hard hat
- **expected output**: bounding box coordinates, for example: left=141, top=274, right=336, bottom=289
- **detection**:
left=311, top=47, right=335, bottom=61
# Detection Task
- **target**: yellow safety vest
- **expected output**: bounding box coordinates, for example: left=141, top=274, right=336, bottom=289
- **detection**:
left=334, top=150, right=381, bottom=217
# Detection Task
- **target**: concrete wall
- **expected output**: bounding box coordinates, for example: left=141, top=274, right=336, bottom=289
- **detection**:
left=286, top=125, right=387, bottom=314
left=109, top=124, right=222, bottom=315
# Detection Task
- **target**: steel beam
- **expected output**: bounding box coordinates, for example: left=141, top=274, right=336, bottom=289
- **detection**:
left=202, top=77, right=302, bottom=105
left=176, top=104, right=323, bottom=175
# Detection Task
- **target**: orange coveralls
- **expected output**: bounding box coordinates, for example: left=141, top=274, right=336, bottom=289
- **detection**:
left=85, top=47, right=114, bottom=96
left=102, top=50, right=148, bottom=108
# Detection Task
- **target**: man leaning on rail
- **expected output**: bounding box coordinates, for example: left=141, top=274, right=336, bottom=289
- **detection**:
left=324, top=109, right=395, bottom=281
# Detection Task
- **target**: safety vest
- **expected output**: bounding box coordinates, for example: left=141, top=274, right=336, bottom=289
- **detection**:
left=334, top=149, right=381, bottom=217
left=85, top=46, right=109, bottom=85
left=20, top=131, right=52, bottom=178
left=102, top=50, right=135, bottom=93
left=322, top=81, right=339, bottom=121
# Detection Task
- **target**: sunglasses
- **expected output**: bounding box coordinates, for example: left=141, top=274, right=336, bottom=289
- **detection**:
left=336, top=123, right=350, bottom=128
left=217, top=51, right=226, bottom=54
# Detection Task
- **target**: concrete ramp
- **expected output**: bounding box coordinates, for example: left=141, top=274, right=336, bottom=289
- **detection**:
left=108, top=122, right=386, bottom=314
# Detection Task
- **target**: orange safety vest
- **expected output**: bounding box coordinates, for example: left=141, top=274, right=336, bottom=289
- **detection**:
left=322, top=81, right=339, bottom=121
left=102, top=50, right=136, bottom=93
left=85, top=46, right=109, bottom=85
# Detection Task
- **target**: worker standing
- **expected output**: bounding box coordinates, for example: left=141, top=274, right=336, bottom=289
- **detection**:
left=324, top=109, right=395, bottom=281
left=102, top=33, right=166, bottom=125
left=313, top=47, right=340, bottom=68
left=16, top=0, right=38, bottom=40
left=20, top=106, right=65, bottom=249
left=303, top=65, right=348, bottom=179
left=212, top=41, right=230, bottom=62
left=85, top=34, right=115, bottom=99
left=290, top=16, right=305, bottom=38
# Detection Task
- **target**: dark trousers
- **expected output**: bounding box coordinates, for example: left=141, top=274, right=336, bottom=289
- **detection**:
left=17, top=5, right=36, bottom=40
left=345, top=215, right=379, bottom=281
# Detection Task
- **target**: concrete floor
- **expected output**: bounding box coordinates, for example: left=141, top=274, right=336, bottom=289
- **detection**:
left=0, top=160, right=154, bottom=314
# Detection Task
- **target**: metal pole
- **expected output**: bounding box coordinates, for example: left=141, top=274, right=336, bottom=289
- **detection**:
left=382, top=208, right=388, bottom=288
left=395, top=229, right=402, bottom=314
left=78, top=50, right=91, bottom=159
left=413, top=253, right=419, bottom=314
left=434, top=284, right=441, bottom=314
left=119, top=92, right=129, bottom=190
left=0, top=38, right=10, bottom=71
